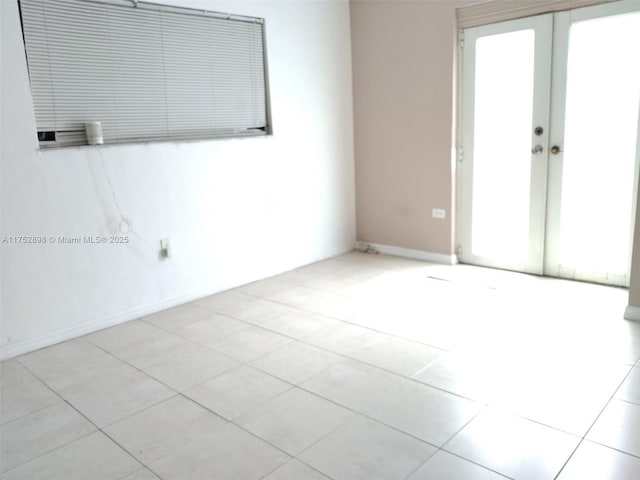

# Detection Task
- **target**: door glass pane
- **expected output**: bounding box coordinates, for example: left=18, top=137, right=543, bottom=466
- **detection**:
left=472, top=29, right=535, bottom=260
left=558, top=12, right=640, bottom=276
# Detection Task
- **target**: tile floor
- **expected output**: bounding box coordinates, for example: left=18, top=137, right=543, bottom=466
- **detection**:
left=1, top=251, right=640, bottom=479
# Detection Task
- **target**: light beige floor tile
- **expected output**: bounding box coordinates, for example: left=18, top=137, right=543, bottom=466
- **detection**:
left=238, top=277, right=295, bottom=298
left=251, top=341, right=342, bottom=384
left=260, top=279, right=357, bottom=320
left=1, top=431, right=140, bottom=480
left=495, top=361, right=631, bottom=436
left=446, top=409, right=580, bottom=480
left=236, top=388, right=353, bottom=455
left=299, top=415, right=436, bottom=480
left=301, top=359, right=481, bottom=445
left=86, top=320, right=165, bottom=352
left=56, top=363, right=175, bottom=427
left=142, top=344, right=239, bottom=391
left=413, top=352, right=528, bottom=404
left=16, top=339, right=113, bottom=389
left=184, top=365, right=291, bottom=420
left=259, top=310, right=343, bottom=339
left=587, top=399, right=640, bottom=457
left=355, top=253, right=434, bottom=271
left=0, top=402, right=96, bottom=472
left=274, top=258, right=379, bottom=287
left=0, top=361, right=32, bottom=389
left=4, top=254, right=637, bottom=480
left=352, top=335, right=444, bottom=377
left=295, top=267, right=386, bottom=295
left=290, top=278, right=360, bottom=297
left=214, top=294, right=295, bottom=326
left=556, top=440, right=640, bottom=480
left=412, top=353, right=497, bottom=401
left=415, top=353, right=629, bottom=435
left=303, top=324, right=388, bottom=356
left=300, top=290, right=357, bottom=321
left=104, top=395, right=227, bottom=464
left=88, top=325, right=196, bottom=370
left=262, top=459, right=330, bottom=479
left=261, top=284, right=323, bottom=308
left=617, top=367, right=640, bottom=404
left=194, top=290, right=256, bottom=312
left=122, top=468, right=161, bottom=480
left=141, top=303, right=212, bottom=331
left=210, top=325, right=292, bottom=362
left=1, top=375, right=61, bottom=425
left=506, top=394, right=607, bottom=438
left=407, top=450, right=509, bottom=480
left=149, top=422, right=289, bottom=480
left=172, top=313, right=250, bottom=345
left=541, top=326, right=640, bottom=367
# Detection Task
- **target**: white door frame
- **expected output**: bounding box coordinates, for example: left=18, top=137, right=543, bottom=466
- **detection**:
left=456, top=0, right=640, bottom=287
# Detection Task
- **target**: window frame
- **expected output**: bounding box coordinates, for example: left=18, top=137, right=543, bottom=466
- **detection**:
left=19, top=0, right=273, bottom=149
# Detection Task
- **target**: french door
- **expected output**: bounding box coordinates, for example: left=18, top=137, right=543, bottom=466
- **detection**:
left=458, top=0, right=640, bottom=286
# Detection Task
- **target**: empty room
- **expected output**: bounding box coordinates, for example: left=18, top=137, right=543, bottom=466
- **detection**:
left=1, top=0, right=640, bottom=478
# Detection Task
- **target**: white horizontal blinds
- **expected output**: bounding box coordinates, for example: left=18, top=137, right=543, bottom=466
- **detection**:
left=109, top=4, right=168, bottom=142
left=20, top=0, right=268, bottom=147
left=160, top=12, right=266, bottom=136
left=456, top=0, right=616, bottom=28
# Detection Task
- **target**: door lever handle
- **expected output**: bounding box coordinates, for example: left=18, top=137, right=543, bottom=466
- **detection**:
left=531, top=145, right=543, bottom=155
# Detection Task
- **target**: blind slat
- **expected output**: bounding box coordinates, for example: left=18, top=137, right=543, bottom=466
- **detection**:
left=21, top=0, right=269, bottom=147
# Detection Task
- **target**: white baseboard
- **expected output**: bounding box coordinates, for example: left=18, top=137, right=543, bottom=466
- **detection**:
left=355, top=241, right=458, bottom=265
left=0, top=289, right=215, bottom=361
left=624, top=305, right=640, bottom=322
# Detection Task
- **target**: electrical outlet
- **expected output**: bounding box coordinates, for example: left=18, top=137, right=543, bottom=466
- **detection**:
left=160, top=238, right=172, bottom=259
left=432, top=208, right=446, bottom=219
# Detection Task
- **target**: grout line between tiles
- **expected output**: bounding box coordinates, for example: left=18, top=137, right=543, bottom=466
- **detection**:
left=5, top=253, right=635, bottom=479
left=139, top=295, right=478, bottom=408
left=179, top=362, right=445, bottom=466
left=88, top=291, right=612, bottom=459
left=256, top=458, right=333, bottom=480
left=45, top=315, right=459, bottom=459
left=225, top=280, right=457, bottom=354
left=553, top=362, right=639, bottom=479
left=616, top=397, right=640, bottom=408
left=0, top=385, right=145, bottom=477
left=290, top=382, right=444, bottom=449
left=398, top=446, right=440, bottom=480
left=585, top=439, right=640, bottom=460
left=432, top=449, right=516, bottom=480
left=0, top=428, right=99, bottom=477
left=0, top=379, right=64, bottom=428
left=184, top=292, right=640, bottom=448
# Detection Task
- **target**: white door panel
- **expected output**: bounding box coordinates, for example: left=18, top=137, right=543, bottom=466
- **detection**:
left=458, top=15, right=553, bottom=274
left=545, top=3, right=640, bottom=287
left=458, top=0, right=640, bottom=287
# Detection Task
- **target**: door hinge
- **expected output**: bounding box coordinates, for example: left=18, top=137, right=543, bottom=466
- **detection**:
left=459, top=31, right=465, bottom=48
left=456, top=245, right=463, bottom=258
left=458, top=146, right=464, bottom=162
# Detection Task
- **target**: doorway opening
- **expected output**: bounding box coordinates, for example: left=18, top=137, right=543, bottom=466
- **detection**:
left=457, top=0, right=640, bottom=287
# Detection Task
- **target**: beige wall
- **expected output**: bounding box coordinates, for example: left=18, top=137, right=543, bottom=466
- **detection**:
left=351, top=0, right=471, bottom=254
left=350, top=0, right=640, bottom=313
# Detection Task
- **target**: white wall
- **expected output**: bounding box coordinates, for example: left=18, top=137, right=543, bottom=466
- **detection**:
left=0, top=0, right=356, bottom=359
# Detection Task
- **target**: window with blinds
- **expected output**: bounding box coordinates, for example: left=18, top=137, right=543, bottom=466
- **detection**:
left=19, top=0, right=271, bottom=148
